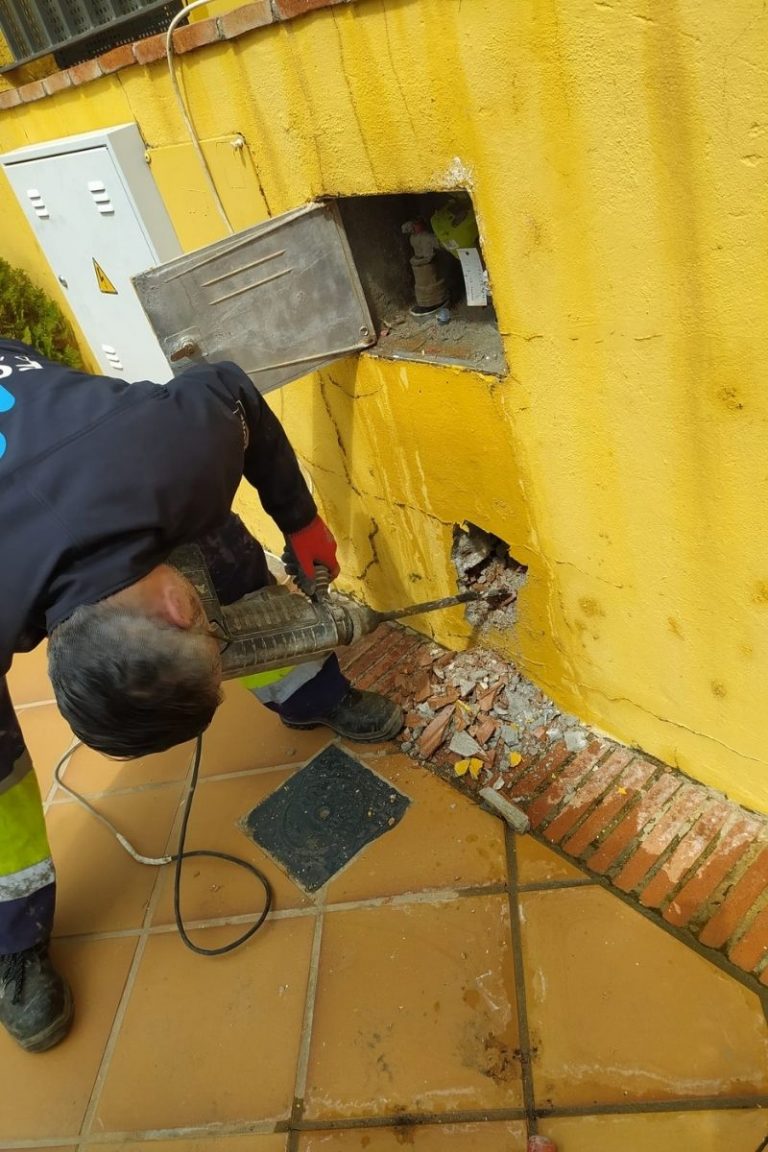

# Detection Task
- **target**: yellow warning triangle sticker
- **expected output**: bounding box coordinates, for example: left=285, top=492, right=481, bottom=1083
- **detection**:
left=93, top=259, right=118, bottom=295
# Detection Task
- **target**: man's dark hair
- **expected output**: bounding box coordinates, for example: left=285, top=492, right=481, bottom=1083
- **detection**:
left=48, top=604, right=222, bottom=757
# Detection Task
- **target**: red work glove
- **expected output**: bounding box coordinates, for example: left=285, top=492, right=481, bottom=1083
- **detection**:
left=286, top=515, right=340, bottom=582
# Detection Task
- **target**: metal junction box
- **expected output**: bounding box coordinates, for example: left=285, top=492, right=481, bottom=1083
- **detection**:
left=0, top=124, right=181, bottom=381
left=132, top=202, right=376, bottom=394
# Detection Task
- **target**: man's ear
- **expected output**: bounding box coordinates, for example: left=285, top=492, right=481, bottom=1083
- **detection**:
left=160, top=582, right=196, bottom=628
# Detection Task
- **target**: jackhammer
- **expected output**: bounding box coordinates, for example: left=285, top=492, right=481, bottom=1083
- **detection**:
left=168, top=544, right=480, bottom=679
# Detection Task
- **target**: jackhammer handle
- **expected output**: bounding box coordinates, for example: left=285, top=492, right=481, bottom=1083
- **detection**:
left=312, top=564, right=332, bottom=601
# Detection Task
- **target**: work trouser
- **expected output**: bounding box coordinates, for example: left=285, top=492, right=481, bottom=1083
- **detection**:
left=0, top=513, right=349, bottom=954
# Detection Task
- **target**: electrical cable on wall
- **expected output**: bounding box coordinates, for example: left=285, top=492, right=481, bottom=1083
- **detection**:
left=54, top=735, right=273, bottom=956
left=166, top=0, right=235, bottom=236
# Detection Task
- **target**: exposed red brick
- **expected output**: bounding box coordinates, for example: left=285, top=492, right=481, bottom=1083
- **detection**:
left=218, top=0, right=273, bottom=38
left=173, top=18, right=221, bottom=54
left=410, top=668, right=432, bottom=703
left=369, top=636, right=426, bottom=696
left=70, top=58, right=104, bottom=86
left=664, top=813, right=764, bottom=929
left=0, top=88, right=21, bottom=110
left=562, top=756, right=658, bottom=858
left=429, top=688, right=460, bottom=710
left=727, top=902, right=768, bottom=972
left=416, top=647, right=435, bottom=668
left=337, top=623, right=392, bottom=677
left=133, top=33, right=168, bottom=65
left=476, top=683, right=502, bottom=711
left=698, top=841, right=768, bottom=950
left=452, top=706, right=471, bottom=733
left=526, top=739, right=612, bottom=830
left=98, top=44, right=136, bottom=73
left=473, top=715, right=498, bottom=745
left=273, top=0, right=347, bottom=16
left=42, top=70, right=72, bottom=95
left=343, top=631, right=402, bottom=681
left=353, top=632, right=421, bottom=692
left=418, top=705, right=455, bottom=759
left=585, top=772, right=682, bottom=875
left=613, top=785, right=707, bottom=894
left=508, top=741, right=571, bottom=799
left=543, top=747, right=634, bottom=844
left=638, top=797, right=734, bottom=910
left=18, top=80, right=45, bottom=102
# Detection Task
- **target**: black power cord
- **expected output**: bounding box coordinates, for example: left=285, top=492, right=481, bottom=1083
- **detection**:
left=170, top=734, right=273, bottom=955
left=54, top=734, right=274, bottom=955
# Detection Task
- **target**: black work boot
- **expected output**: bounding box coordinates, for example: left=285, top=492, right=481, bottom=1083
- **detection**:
left=282, top=688, right=404, bottom=743
left=0, top=944, right=74, bottom=1053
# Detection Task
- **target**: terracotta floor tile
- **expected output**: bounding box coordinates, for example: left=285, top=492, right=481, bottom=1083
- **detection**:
left=326, top=753, right=508, bottom=903
left=201, top=681, right=331, bottom=777
left=153, top=770, right=312, bottom=926
left=18, top=703, right=74, bottom=799
left=304, top=896, right=522, bottom=1121
left=96, top=1139, right=287, bottom=1151
left=520, top=886, right=768, bottom=1107
left=61, top=738, right=194, bottom=794
left=7, top=640, right=52, bottom=704
left=539, top=1108, right=768, bottom=1150
left=95, top=918, right=315, bottom=1131
left=298, top=1122, right=528, bottom=1149
left=0, top=937, right=136, bottom=1142
left=48, top=784, right=182, bottom=936
left=516, top=835, right=590, bottom=885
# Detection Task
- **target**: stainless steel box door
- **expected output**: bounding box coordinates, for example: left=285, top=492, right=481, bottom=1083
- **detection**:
left=132, top=202, right=375, bottom=394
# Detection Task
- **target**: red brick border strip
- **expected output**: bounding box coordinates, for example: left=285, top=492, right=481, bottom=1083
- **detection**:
left=0, top=0, right=356, bottom=108
left=341, top=622, right=768, bottom=996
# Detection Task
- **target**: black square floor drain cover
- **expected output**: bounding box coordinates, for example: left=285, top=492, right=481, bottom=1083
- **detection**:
left=241, top=745, right=410, bottom=892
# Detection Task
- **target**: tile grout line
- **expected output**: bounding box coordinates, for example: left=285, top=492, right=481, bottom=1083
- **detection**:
left=505, top=828, right=538, bottom=1140
left=76, top=930, right=150, bottom=1139
left=3, top=1093, right=768, bottom=1150
left=75, top=746, right=201, bottom=1140
left=50, top=882, right=522, bottom=946
left=287, top=880, right=329, bottom=1152
left=287, top=913, right=325, bottom=1151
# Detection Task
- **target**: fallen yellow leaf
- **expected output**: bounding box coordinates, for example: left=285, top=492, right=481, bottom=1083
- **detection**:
left=454, top=759, right=470, bottom=777
left=468, top=757, right=484, bottom=780
left=509, top=751, right=523, bottom=767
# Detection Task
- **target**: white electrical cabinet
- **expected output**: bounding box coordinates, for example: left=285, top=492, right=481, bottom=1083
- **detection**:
left=0, top=124, right=181, bottom=381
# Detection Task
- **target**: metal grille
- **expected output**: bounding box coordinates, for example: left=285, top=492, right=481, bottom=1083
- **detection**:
left=0, top=0, right=182, bottom=69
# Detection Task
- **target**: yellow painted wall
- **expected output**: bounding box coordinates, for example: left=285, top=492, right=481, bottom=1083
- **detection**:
left=1, top=0, right=768, bottom=811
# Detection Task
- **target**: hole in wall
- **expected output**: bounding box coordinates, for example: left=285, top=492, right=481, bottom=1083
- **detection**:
left=334, top=190, right=507, bottom=376
left=451, top=522, right=528, bottom=631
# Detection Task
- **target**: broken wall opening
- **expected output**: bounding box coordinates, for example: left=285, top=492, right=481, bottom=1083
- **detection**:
left=451, top=522, right=528, bottom=633
left=334, top=191, right=507, bottom=376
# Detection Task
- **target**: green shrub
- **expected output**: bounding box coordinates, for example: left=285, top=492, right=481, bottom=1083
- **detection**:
left=0, top=258, right=83, bottom=369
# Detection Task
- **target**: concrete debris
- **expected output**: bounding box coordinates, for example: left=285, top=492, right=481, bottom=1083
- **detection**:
left=479, top=787, right=531, bottom=833
left=451, top=522, right=495, bottom=577
left=565, top=729, right=588, bottom=753
left=449, top=730, right=483, bottom=758
left=388, top=632, right=594, bottom=792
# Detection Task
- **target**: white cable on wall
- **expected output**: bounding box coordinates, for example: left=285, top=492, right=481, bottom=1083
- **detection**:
left=166, top=0, right=234, bottom=235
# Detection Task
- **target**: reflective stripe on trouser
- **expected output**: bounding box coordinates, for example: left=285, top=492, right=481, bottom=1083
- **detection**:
left=0, top=679, right=56, bottom=953
left=242, top=659, right=327, bottom=706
